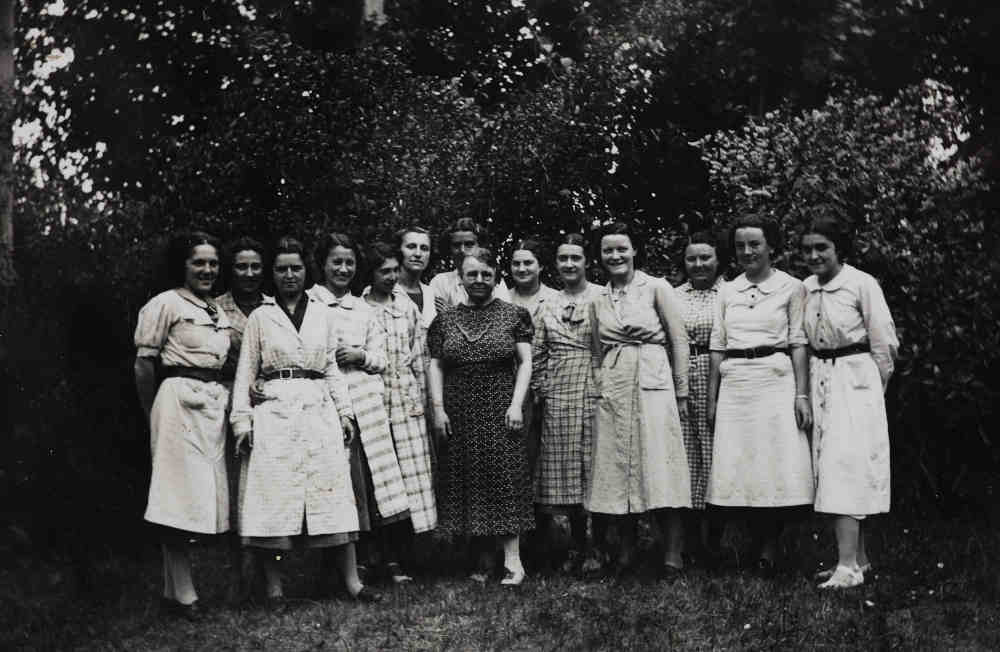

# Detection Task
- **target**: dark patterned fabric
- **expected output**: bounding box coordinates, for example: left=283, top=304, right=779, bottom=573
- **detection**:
left=427, top=299, right=535, bottom=536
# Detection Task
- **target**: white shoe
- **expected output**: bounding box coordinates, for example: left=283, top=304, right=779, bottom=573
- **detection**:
left=818, top=565, right=864, bottom=589
left=815, top=562, right=871, bottom=581
left=500, top=567, right=526, bottom=586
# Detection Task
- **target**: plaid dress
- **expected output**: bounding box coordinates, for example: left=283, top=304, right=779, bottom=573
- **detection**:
left=306, top=285, right=411, bottom=524
left=531, top=284, right=601, bottom=511
left=676, top=278, right=723, bottom=509
left=364, top=288, right=438, bottom=533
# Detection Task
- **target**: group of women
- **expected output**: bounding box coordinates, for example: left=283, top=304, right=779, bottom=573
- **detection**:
left=133, top=211, right=897, bottom=618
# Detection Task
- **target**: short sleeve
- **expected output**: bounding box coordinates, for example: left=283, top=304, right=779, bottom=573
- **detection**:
left=134, top=293, right=175, bottom=358
left=513, top=306, right=534, bottom=343
left=787, top=280, right=808, bottom=346
left=427, top=313, right=446, bottom=359
left=709, top=284, right=728, bottom=351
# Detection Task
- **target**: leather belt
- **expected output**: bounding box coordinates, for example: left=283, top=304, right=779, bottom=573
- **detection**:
left=161, top=366, right=220, bottom=383
left=689, top=343, right=711, bottom=356
left=725, top=346, right=789, bottom=359
left=810, top=343, right=871, bottom=360
left=262, top=368, right=324, bottom=381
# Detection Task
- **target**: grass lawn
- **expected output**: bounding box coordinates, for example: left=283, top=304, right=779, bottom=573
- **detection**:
left=3, top=515, right=999, bottom=651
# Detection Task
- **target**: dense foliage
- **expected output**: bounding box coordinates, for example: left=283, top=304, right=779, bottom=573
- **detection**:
left=2, top=0, right=998, bottom=563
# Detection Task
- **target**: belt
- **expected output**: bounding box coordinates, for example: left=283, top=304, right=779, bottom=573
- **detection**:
left=810, top=343, right=871, bottom=360
left=161, top=366, right=220, bottom=383
left=725, top=346, right=789, bottom=359
left=262, top=368, right=324, bottom=381
left=689, top=343, right=711, bottom=356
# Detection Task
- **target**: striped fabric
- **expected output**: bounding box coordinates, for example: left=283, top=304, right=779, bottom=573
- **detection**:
left=307, top=285, right=411, bottom=522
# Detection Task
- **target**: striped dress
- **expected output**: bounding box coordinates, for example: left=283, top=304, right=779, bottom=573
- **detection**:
left=364, top=287, right=438, bottom=533
left=530, top=283, right=601, bottom=511
left=676, top=277, right=723, bottom=510
left=306, top=285, right=411, bottom=524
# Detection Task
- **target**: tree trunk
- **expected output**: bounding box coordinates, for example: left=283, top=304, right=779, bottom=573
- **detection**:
left=0, top=0, right=14, bottom=286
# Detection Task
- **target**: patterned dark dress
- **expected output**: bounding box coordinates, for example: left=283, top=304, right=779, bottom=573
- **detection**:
left=427, top=299, right=536, bottom=537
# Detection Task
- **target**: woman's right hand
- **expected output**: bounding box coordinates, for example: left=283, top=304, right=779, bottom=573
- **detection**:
left=249, top=380, right=272, bottom=406
left=235, top=429, right=253, bottom=455
left=432, top=406, right=452, bottom=443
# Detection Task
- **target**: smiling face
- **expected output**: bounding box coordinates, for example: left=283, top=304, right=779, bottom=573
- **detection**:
left=231, top=249, right=264, bottom=297
left=460, top=255, right=497, bottom=303
left=400, top=231, right=431, bottom=275
left=556, top=243, right=587, bottom=287
left=184, top=244, right=220, bottom=298
left=323, top=245, right=357, bottom=293
left=449, top=230, right=478, bottom=268
left=510, top=249, right=541, bottom=290
left=733, top=227, right=772, bottom=278
left=600, top=234, right=635, bottom=277
left=801, top=232, right=842, bottom=282
left=684, top=243, right=719, bottom=288
left=371, top=256, right=400, bottom=296
left=273, top=253, right=307, bottom=300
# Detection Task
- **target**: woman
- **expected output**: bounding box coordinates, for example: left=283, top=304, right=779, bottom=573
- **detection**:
left=427, top=247, right=534, bottom=586
left=134, top=231, right=232, bottom=619
left=363, top=242, right=438, bottom=582
left=801, top=214, right=897, bottom=589
left=307, top=233, right=411, bottom=580
left=230, top=236, right=377, bottom=602
left=586, top=221, right=691, bottom=576
left=394, top=225, right=437, bottom=334
left=705, top=214, right=813, bottom=575
left=429, top=218, right=510, bottom=310
left=531, top=233, right=601, bottom=570
left=675, top=231, right=727, bottom=560
left=217, top=236, right=267, bottom=602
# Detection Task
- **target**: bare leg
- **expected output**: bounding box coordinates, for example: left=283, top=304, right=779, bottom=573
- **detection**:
left=161, top=542, right=198, bottom=605
left=857, top=525, right=870, bottom=568
left=659, top=508, right=684, bottom=569
left=335, top=543, right=365, bottom=597
left=833, top=515, right=860, bottom=570
left=260, top=552, right=283, bottom=599
left=501, top=535, right=524, bottom=573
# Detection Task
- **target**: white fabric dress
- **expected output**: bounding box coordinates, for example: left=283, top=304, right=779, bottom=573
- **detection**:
left=705, top=270, right=814, bottom=507
left=805, top=264, right=898, bottom=515
left=135, top=289, right=232, bottom=534
left=230, top=296, right=359, bottom=538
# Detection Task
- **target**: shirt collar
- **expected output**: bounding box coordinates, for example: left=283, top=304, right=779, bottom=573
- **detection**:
left=805, top=263, right=853, bottom=293
left=731, top=270, right=784, bottom=294
left=681, top=276, right=723, bottom=293
left=602, top=270, right=649, bottom=296
left=310, top=284, right=359, bottom=308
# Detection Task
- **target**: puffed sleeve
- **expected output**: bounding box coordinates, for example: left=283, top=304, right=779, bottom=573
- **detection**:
left=427, top=313, right=445, bottom=359
left=859, top=273, right=899, bottom=385
left=325, top=312, right=355, bottom=421
left=787, top=279, right=809, bottom=346
left=134, top=293, right=175, bottom=358
left=230, top=311, right=262, bottom=437
left=513, top=305, right=534, bottom=343
left=530, top=308, right=549, bottom=398
left=709, top=284, right=728, bottom=352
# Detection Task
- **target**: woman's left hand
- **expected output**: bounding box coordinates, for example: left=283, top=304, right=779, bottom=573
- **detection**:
left=341, top=416, right=358, bottom=445
left=505, top=404, right=523, bottom=432
left=794, top=396, right=813, bottom=431
left=676, top=397, right=689, bottom=424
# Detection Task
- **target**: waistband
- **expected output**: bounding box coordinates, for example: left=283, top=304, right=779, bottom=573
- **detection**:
left=810, top=342, right=871, bottom=360
left=725, top=346, right=789, bottom=359
left=161, top=366, right=221, bottom=383
left=261, top=368, right=325, bottom=381
left=690, top=343, right=711, bottom=356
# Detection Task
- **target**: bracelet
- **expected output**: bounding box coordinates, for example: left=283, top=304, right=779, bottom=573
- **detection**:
left=795, top=394, right=809, bottom=399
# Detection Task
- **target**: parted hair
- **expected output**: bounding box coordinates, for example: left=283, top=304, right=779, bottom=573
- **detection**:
left=681, top=229, right=730, bottom=277
left=459, top=246, right=497, bottom=274
left=440, top=217, right=486, bottom=254
left=272, top=236, right=314, bottom=288
left=222, top=235, right=267, bottom=289
left=729, top=213, right=783, bottom=255
left=509, top=238, right=547, bottom=268
left=166, top=230, right=222, bottom=288
left=803, top=209, right=854, bottom=261
left=393, top=224, right=436, bottom=272
left=595, top=221, right=645, bottom=269
left=365, top=241, right=401, bottom=281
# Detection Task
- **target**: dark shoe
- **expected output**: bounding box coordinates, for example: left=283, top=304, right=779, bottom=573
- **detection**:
left=754, top=558, right=777, bottom=579
left=347, top=586, right=382, bottom=603
left=161, top=598, right=205, bottom=622
left=658, top=564, right=684, bottom=581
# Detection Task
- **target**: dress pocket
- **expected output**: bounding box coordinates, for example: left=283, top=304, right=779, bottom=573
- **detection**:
left=638, top=350, right=671, bottom=390
left=844, top=356, right=873, bottom=390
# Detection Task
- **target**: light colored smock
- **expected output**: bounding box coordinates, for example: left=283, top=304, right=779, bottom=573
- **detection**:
left=706, top=269, right=814, bottom=507
left=230, top=296, right=358, bottom=537
left=585, top=271, right=691, bottom=515
left=805, top=264, right=898, bottom=515
left=429, top=269, right=511, bottom=311
left=135, top=288, right=232, bottom=534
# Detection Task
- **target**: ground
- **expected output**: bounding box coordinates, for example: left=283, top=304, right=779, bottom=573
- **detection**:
left=3, top=515, right=999, bottom=651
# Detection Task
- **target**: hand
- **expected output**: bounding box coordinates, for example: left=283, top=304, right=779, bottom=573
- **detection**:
left=707, top=398, right=717, bottom=430
left=235, top=429, right=253, bottom=455
left=336, top=346, right=365, bottom=368
left=432, top=406, right=452, bottom=443
left=505, top=403, right=523, bottom=432
left=795, top=396, right=813, bottom=431
left=676, top=397, right=689, bottom=424
left=434, top=296, right=448, bottom=313
left=341, top=416, right=358, bottom=445
left=249, top=380, right=272, bottom=406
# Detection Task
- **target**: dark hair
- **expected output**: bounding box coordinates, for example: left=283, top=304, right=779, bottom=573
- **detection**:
left=393, top=224, right=435, bottom=271
left=314, top=232, right=362, bottom=279
left=222, top=235, right=267, bottom=289
left=509, top=238, right=547, bottom=268
left=596, top=221, right=645, bottom=269
left=681, top=229, right=729, bottom=277
left=166, top=230, right=222, bottom=288
left=802, top=211, right=854, bottom=261
left=459, top=246, right=497, bottom=274
left=729, top=213, right=783, bottom=255
left=559, top=232, right=588, bottom=249
left=440, top=217, right=485, bottom=255
left=365, top=241, right=401, bottom=281
left=272, top=236, right=314, bottom=288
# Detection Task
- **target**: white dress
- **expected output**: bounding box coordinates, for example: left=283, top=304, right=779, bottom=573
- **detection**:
left=230, top=296, right=359, bottom=538
left=134, top=289, right=232, bottom=534
left=705, top=270, right=814, bottom=507
left=805, top=264, right=898, bottom=515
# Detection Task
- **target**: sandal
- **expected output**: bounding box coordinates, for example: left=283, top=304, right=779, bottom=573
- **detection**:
left=818, top=565, right=864, bottom=589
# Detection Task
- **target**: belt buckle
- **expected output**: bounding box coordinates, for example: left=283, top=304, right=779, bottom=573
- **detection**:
left=746, top=348, right=757, bottom=360
left=279, top=369, right=293, bottom=379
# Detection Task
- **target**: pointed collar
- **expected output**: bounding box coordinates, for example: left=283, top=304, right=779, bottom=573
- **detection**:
left=363, top=286, right=408, bottom=317
left=680, top=276, right=724, bottom=293
left=730, top=269, right=786, bottom=294
left=601, top=270, right=649, bottom=297
left=308, top=284, right=360, bottom=309
left=804, top=264, right=854, bottom=293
